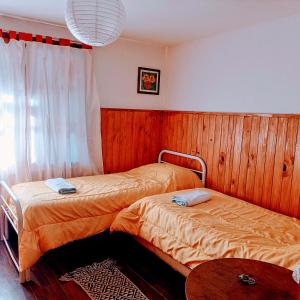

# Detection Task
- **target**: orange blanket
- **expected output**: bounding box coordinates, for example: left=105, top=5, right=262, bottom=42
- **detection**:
left=111, top=188, right=300, bottom=271
left=10, top=163, right=202, bottom=271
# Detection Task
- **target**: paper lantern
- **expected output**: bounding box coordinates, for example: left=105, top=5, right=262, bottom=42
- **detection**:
left=65, top=0, right=126, bottom=47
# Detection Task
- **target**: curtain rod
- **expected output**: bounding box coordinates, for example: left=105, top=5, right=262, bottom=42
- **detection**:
left=0, top=28, right=92, bottom=49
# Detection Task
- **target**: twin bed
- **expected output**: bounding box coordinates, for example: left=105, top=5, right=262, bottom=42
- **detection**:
left=0, top=150, right=204, bottom=282
left=111, top=188, right=300, bottom=277
left=1, top=150, right=300, bottom=284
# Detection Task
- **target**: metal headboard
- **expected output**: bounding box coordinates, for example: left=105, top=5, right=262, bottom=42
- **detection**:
left=158, top=150, right=207, bottom=187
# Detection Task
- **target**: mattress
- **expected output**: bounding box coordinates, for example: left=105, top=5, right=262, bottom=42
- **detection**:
left=7, top=163, right=202, bottom=271
left=110, top=188, right=300, bottom=271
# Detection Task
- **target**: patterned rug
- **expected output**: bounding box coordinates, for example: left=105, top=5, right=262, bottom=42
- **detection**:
left=60, top=259, right=149, bottom=300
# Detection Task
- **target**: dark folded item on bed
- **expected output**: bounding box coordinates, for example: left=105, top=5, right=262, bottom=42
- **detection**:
left=45, top=178, right=77, bottom=194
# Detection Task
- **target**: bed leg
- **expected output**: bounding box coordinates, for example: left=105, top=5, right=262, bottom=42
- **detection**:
left=19, top=269, right=31, bottom=283
left=19, top=271, right=26, bottom=283
left=0, top=209, right=4, bottom=241
left=0, top=200, right=6, bottom=241
left=25, top=268, right=31, bottom=282
left=0, top=210, right=8, bottom=241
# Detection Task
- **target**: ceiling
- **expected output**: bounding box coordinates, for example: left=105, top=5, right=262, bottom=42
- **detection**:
left=1, top=0, right=300, bottom=45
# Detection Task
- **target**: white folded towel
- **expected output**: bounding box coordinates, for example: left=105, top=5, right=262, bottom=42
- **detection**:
left=45, top=178, right=76, bottom=194
left=172, top=189, right=211, bottom=207
left=293, top=264, right=300, bottom=284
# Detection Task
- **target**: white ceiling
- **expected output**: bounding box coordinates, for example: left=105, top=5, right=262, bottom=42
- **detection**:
left=0, top=0, right=300, bottom=45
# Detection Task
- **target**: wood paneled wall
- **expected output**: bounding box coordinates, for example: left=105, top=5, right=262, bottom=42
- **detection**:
left=101, top=108, right=300, bottom=219
left=101, top=108, right=163, bottom=174
left=161, top=112, right=300, bottom=219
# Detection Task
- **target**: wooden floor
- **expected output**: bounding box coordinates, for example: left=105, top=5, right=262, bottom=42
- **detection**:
left=0, top=232, right=186, bottom=300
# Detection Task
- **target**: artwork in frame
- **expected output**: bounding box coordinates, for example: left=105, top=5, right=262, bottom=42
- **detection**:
left=137, top=67, right=160, bottom=95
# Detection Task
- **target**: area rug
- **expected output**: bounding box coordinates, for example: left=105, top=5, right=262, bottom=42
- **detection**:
left=60, top=259, right=149, bottom=300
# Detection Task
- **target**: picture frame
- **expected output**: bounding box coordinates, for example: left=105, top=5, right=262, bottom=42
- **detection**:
left=137, top=67, right=160, bottom=95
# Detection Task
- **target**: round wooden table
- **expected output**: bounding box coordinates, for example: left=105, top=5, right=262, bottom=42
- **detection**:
left=185, top=258, right=300, bottom=300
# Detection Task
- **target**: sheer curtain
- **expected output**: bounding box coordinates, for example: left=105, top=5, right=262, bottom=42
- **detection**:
left=0, top=40, right=27, bottom=185
left=0, top=40, right=103, bottom=185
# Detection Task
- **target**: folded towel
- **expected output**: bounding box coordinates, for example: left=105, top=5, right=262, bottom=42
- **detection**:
left=293, top=264, right=300, bottom=284
left=172, top=189, right=211, bottom=207
left=45, top=178, right=77, bottom=194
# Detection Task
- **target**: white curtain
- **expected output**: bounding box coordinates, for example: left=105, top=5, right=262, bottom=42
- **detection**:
left=0, top=40, right=27, bottom=185
left=0, top=40, right=103, bottom=185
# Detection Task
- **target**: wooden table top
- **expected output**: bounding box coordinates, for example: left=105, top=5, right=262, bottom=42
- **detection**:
left=185, top=258, right=300, bottom=300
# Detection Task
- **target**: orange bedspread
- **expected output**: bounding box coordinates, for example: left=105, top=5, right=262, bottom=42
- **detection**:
left=111, top=188, right=300, bottom=271
left=10, top=163, right=202, bottom=271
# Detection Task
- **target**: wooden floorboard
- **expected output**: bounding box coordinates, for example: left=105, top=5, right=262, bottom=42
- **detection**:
left=0, top=232, right=186, bottom=300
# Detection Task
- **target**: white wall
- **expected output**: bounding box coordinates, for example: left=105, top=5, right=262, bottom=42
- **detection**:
left=3, top=14, right=300, bottom=113
left=166, top=15, right=300, bottom=114
left=93, top=39, right=167, bottom=110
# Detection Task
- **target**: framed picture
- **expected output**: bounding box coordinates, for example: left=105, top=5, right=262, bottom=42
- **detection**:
left=137, top=67, right=160, bottom=95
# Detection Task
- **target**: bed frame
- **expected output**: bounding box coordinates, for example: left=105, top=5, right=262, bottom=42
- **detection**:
left=158, top=149, right=206, bottom=186
left=0, top=181, right=29, bottom=282
left=0, top=150, right=206, bottom=283
left=143, top=149, right=206, bottom=277
left=134, top=236, right=192, bottom=277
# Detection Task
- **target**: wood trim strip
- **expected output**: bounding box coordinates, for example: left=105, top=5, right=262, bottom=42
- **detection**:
left=101, top=108, right=300, bottom=118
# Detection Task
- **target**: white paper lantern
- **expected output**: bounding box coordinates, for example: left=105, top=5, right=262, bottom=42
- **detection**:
left=65, top=0, right=126, bottom=47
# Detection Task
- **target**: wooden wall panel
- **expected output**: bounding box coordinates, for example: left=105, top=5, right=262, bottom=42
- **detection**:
left=217, top=115, right=229, bottom=193
left=261, top=118, right=278, bottom=209
left=291, top=122, right=300, bottom=217
left=252, top=117, right=269, bottom=206
left=280, top=118, right=298, bottom=215
left=223, top=116, right=235, bottom=194
left=101, top=108, right=163, bottom=174
left=161, top=111, right=300, bottom=219
left=229, top=116, right=244, bottom=195
left=101, top=108, right=300, bottom=219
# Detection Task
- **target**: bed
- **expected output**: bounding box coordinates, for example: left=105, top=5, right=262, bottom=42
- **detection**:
left=110, top=188, right=300, bottom=277
left=0, top=150, right=206, bottom=282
